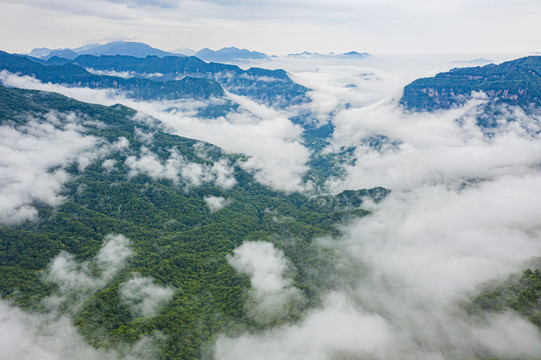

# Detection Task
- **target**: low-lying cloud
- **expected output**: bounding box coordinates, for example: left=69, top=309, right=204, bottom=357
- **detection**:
left=217, top=168, right=541, bottom=360
left=0, top=233, right=173, bottom=359
left=215, top=56, right=541, bottom=359
left=125, top=147, right=237, bottom=188
left=3, top=55, right=541, bottom=359
left=227, top=241, right=304, bottom=324
left=204, top=195, right=228, bottom=212
left=0, top=113, right=100, bottom=224
left=119, top=274, right=175, bottom=317
left=326, top=96, right=541, bottom=191
left=0, top=70, right=311, bottom=192
left=0, top=300, right=160, bottom=360
left=42, top=234, right=133, bottom=312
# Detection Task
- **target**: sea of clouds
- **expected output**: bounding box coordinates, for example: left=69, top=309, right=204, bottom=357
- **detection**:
left=1, top=53, right=541, bottom=359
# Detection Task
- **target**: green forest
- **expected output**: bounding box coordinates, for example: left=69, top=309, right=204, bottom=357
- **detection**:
left=0, top=84, right=386, bottom=359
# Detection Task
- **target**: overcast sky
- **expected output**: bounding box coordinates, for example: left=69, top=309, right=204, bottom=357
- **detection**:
left=0, top=0, right=540, bottom=56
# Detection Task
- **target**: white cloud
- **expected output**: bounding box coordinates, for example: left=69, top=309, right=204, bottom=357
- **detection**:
left=227, top=241, right=304, bottom=324
left=125, top=147, right=236, bottom=188
left=215, top=57, right=541, bottom=360
left=3, top=52, right=541, bottom=360
left=102, top=158, right=117, bottom=171
left=1, top=71, right=309, bottom=192
left=0, top=71, right=126, bottom=106
left=43, top=234, right=133, bottom=312
left=326, top=97, right=541, bottom=191
left=95, top=233, right=134, bottom=280
left=216, top=173, right=541, bottom=360
left=134, top=127, right=154, bottom=144
left=85, top=67, right=135, bottom=79
left=0, top=114, right=100, bottom=224
left=204, top=195, right=228, bottom=212
left=0, top=234, right=170, bottom=360
left=1, top=0, right=540, bottom=56
left=133, top=93, right=311, bottom=192
left=119, top=274, right=175, bottom=317
left=0, top=300, right=159, bottom=360
left=215, top=292, right=392, bottom=360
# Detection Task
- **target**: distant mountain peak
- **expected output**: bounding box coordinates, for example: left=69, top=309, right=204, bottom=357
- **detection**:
left=24, top=41, right=180, bottom=60
left=450, top=58, right=493, bottom=65
left=78, top=41, right=175, bottom=58
left=195, top=47, right=269, bottom=63
left=343, top=51, right=369, bottom=56
left=287, top=51, right=369, bottom=58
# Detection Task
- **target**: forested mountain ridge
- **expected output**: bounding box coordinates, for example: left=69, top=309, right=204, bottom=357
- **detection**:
left=0, top=51, right=224, bottom=101
left=194, top=47, right=269, bottom=63
left=400, top=56, right=541, bottom=111
left=46, top=53, right=308, bottom=108
left=0, top=84, right=384, bottom=359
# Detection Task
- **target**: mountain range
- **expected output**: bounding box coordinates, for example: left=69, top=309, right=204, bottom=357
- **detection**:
left=2, top=48, right=541, bottom=360
left=26, top=42, right=273, bottom=63
left=0, top=82, right=386, bottom=359
left=30, top=41, right=177, bottom=60
left=1, top=50, right=308, bottom=111
left=26, top=41, right=370, bottom=64
left=0, top=51, right=223, bottom=101
left=400, top=56, right=541, bottom=112
left=194, top=47, right=269, bottom=62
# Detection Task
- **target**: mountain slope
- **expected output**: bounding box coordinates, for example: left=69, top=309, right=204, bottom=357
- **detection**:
left=0, top=84, right=382, bottom=359
left=0, top=51, right=224, bottom=100
left=68, top=54, right=308, bottom=108
left=400, top=56, right=541, bottom=111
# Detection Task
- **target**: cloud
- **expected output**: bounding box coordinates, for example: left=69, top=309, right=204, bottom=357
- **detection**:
left=134, top=93, right=311, bottom=192
left=0, top=97, right=131, bottom=225
left=215, top=292, right=392, bottom=360
left=102, top=158, right=118, bottom=172
left=216, top=173, right=541, bottom=360
left=0, top=113, right=100, bottom=224
left=42, top=234, right=133, bottom=312
left=0, top=300, right=159, bottom=360
left=125, top=147, right=236, bottom=188
left=325, top=97, right=541, bottom=191
left=134, top=127, right=154, bottom=144
left=1, top=71, right=310, bottom=192
left=0, top=70, right=128, bottom=106
left=102, top=0, right=179, bottom=9
left=85, top=68, right=135, bottom=79
left=119, top=274, right=175, bottom=317
left=2, top=0, right=541, bottom=58
left=0, top=234, right=174, bottom=359
left=204, top=195, right=228, bottom=212
left=227, top=241, right=304, bottom=324
left=4, top=53, right=541, bottom=360
left=215, top=57, right=541, bottom=360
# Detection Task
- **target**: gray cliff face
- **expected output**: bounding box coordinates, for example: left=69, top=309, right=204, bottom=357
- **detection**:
left=400, top=56, right=541, bottom=112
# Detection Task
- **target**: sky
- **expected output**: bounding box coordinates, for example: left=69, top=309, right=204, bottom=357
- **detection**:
left=1, top=0, right=540, bottom=56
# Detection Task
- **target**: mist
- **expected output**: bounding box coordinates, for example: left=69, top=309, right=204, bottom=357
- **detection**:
left=2, top=53, right=541, bottom=359
left=0, top=234, right=168, bottom=360
left=227, top=241, right=305, bottom=324
left=0, top=70, right=310, bottom=192
left=215, top=56, right=541, bottom=359
left=0, top=112, right=107, bottom=224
